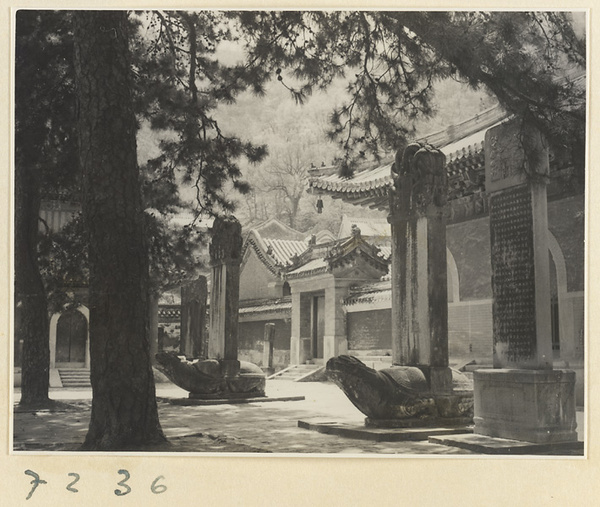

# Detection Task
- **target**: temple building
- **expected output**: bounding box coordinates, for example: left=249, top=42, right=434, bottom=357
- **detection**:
left=235, top=105, right=584, bottom=402
left=19, top=104, right=584, bottom=404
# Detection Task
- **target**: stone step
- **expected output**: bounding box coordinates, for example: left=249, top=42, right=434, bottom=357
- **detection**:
left=58, top=369, right=91, bottom=388
left=269, top=364, right=322, bottom=381
left=274, top=373, right=304, bottom=380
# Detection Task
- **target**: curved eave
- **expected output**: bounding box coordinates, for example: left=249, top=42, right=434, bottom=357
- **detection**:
left=241, top=232, right=285, bottom=277
left=285, top=265, right=329, bottom=280
left=309, top=156, right=488, bottom=213
left=239, top=304, right=292, bottom=316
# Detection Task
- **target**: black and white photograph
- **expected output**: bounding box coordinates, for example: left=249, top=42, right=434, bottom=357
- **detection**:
left=7, top=6, right=593, bottom=504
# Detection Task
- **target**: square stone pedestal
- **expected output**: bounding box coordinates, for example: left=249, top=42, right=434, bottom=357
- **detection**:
left=473, top=369, right=577, bottom=444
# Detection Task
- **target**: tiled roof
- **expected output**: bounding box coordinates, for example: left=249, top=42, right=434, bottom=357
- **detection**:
left=344, top=281, right=392, bottom=308
left=308, top=105, right=510, bottom=210
left=310, top=162, right=393, bottom=195
left=338, top=216, right=391, bottom=239
left=243, top=218, right=389, bottom=281
left=286, top=258, right=328, bottom=277
left=378, top=246, right=391, bottom=260
left=310, top=230, right=337, bottom=244
left=239, top=297, right=291, bottom=316
left=249, top=218, right=306, bottom=241
left=264, top=238, right=309, bottom=266
left=309, top=134, right=491, bottom=195
left=286, top=234, right=389, bottom=280
left=419, top=104, right=508, bottom=149
left=241, top=229, right=306, bottom=276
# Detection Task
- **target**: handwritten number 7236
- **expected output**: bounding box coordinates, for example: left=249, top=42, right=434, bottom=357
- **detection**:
left=25, top=470, right=167, bottom=498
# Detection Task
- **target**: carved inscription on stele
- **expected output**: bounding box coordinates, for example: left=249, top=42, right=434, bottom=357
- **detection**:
left=488, top=130, right=523, bottom=182
left=484, top=119, right=549, bottom=193
left=489, top=185, right=537, bottom=366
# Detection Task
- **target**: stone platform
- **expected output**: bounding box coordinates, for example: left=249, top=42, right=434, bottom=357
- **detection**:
left=166, top=395, right=305, bottom=406
left=365, top=415, right=473, bottom=428
left=298, top=418, right=472, bottom=442
left=429, top=433, right=584, bottom=455
left=474, top=369, right=577, bottom=443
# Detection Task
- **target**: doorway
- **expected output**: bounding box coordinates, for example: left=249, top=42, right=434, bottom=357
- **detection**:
left=55, top=309, right=87, bottom=367
left=311, top=295, right=325, bottom=359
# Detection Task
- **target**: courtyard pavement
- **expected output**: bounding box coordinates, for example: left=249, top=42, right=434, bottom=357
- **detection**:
left=12, top=380, right=585, bottom=455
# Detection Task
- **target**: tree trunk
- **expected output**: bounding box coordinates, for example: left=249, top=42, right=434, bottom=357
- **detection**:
left=73, top=11, right=166, bottom=450
left=14, top=156, right=50, bottom=406
left=288, top=195, right=301, bottom=229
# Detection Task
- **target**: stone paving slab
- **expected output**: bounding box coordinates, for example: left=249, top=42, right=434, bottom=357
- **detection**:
left=13, top=382, right=475, bottom=454
left=165, top=395, right=305, bottom=406
left=429, top=433, right=585, bottom=456
left=298, top=419, right=473, bottom=442
left=12, top=381, right=585, bottom=455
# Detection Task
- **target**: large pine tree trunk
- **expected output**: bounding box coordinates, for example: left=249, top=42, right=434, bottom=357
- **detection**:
left=14, top=158, right=50, bottom=406
left=14, top=12, right=52, bottom=407
left=73, top=11, right=166, bottom=450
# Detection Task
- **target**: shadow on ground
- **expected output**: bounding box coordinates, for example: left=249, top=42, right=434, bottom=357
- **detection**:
left=12, top=380, right=584, bottom=455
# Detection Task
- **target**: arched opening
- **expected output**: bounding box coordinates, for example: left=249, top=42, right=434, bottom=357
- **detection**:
left=56, top=309, right=87, bottom=365
left=549, top=254, right=560, bottom=357
left=547, top=231, right=574, bottom=361
left=446, top=247, right=460, bottom=303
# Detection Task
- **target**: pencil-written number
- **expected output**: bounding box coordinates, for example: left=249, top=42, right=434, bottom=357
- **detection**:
left=24, top=470, right=167, bottom=498
left=66, top=472, right=80, bottom=493
left=114, top=469, right=131, bottom=496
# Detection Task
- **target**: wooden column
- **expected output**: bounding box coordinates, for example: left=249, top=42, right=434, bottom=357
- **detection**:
left=290, top=291, right=301, bottom=365
left=323, top=282, right=349, bottom=361
left=262, top=322, right=275, bottom=374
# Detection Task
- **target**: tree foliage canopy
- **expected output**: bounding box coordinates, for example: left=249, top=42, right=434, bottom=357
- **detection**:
left=233, top=11, right=585, bottom=177
left=17, top=9, right=586, bottom=311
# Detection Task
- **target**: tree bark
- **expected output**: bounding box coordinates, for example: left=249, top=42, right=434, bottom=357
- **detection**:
left=73, top=11, right=166, bottom=450
left=14, top=11, right=53, bottom=406
left=14, top=155, right=50, bottom=406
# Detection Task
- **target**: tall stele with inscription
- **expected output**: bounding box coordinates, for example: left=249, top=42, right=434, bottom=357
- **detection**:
left=473, top=118, right=577, bottom=443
